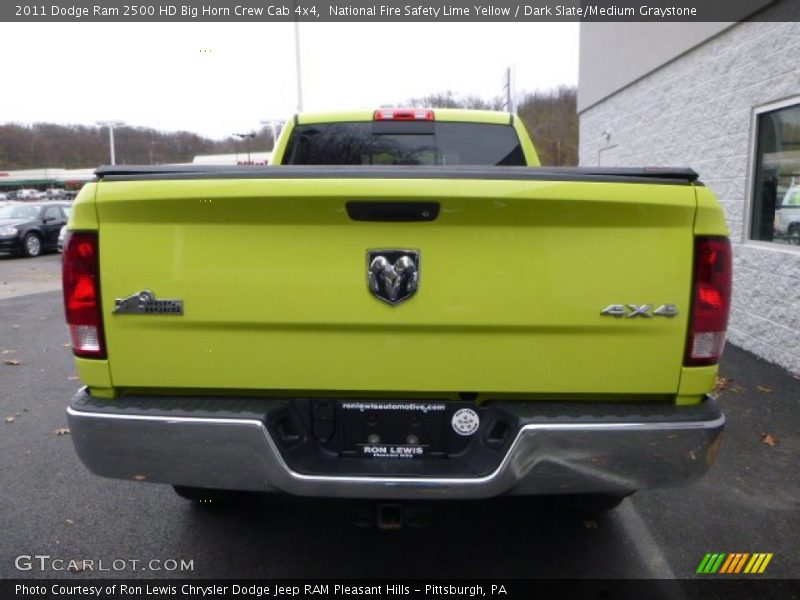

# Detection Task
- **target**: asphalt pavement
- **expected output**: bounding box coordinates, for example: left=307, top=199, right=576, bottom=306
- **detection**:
left=0, top=254, right=798, bottom=586
left=0, top=253, right=62, bottom=300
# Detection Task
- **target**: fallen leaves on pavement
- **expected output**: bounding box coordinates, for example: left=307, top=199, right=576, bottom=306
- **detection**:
left=756, top=386, right=773, bottom=393
left=761, top=433, right=780, bottom=447
left=5, top=416, right=14, bottom=423
left=714, top=376, right=731, bottom=394
left=3, top=359, right=21, bottom=366
left=68, top=560, right=87, bottom=573
left=54, top=427, right=70, bottom=436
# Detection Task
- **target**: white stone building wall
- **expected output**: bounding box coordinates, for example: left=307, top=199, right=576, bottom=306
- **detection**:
left=579, top=3, right=800, bottom=375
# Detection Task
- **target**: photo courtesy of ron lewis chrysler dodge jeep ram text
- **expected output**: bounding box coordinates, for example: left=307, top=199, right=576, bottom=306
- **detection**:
left=63, top=108, right=731, bottom=511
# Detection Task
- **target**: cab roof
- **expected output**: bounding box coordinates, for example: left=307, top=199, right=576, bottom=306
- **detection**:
left=295, top=108, right=513, bottom=126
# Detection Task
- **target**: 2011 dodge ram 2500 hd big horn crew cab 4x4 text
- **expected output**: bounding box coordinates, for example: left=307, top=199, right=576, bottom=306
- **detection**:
left=64, top=109, right=730, bottom=509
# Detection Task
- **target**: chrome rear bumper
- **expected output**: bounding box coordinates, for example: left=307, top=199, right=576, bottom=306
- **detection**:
left=67, top=389, right=724, bottom=499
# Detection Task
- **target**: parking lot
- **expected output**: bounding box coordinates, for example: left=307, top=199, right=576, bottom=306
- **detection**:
left=1, top=253, right=798, bottom=586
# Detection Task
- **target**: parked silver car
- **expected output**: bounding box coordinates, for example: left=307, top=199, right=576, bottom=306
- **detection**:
left=57, top=204, right=72, bottom=252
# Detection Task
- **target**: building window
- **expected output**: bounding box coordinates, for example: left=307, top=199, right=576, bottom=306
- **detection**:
left=751, top=102, right=800, bottom=246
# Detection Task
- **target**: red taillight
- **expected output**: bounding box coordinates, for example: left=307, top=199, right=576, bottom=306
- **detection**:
left=374, top=108, right=435, bottom=121
left=62, top=231, right=106, bottom=359
left=685, top=237, right=732, bottom=366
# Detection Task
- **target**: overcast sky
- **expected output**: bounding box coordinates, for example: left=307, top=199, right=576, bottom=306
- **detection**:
left=2, top=22, right=579, bottom=139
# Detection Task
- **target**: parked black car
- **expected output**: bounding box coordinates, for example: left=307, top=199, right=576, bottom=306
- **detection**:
left=0, top=202, right=70, bottom=257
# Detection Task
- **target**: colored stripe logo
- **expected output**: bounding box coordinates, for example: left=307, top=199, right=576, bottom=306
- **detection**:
left=696, top=553, right=773, bottom=574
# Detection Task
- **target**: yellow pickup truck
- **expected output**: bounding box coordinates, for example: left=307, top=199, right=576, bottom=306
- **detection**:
left=63, top=109, right=730, bottom=511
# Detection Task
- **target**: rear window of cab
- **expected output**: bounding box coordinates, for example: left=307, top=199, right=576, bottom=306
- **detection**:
left=282, top=121, right=525, bottom=166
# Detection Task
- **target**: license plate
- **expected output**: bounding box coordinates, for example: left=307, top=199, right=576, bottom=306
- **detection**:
left=339, top=400, right=450, bottom=459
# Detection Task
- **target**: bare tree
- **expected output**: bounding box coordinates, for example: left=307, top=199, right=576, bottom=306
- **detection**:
left=516, top=86, right=578, bottom=166
left=406, top=91, right=504, bottom=110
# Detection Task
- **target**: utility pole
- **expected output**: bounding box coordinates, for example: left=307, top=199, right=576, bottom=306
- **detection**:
left=234, top=132, right=256, bottom=164
left=293, top=12, right=303, bottom=112
left=259, top=119, right=286, bottom=152
left=503, top=66, right=515, bottom=114
left=96, top=120, right=125, bottom=165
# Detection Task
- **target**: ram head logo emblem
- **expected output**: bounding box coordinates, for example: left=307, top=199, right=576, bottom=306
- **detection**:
left=367, top=250, right=420, bottom=306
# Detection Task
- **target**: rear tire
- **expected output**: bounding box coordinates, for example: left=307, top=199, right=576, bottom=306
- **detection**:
left=21, top=233, right=42, bottom=258
left=788, top=225, right=800, bottom=246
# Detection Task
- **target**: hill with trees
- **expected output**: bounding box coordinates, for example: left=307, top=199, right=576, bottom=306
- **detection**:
left=407, top=86, right=578, bottom=166
left=0, top=124, right=275, bottom=170
left=0, top=86, right=577, bottom=169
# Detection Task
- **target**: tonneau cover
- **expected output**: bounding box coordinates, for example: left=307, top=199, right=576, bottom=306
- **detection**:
left=94, top=165, right=701, bottom=186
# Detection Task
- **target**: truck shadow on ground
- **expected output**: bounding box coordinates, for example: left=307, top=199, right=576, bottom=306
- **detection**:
left=174, top=493, right=650, bottom=578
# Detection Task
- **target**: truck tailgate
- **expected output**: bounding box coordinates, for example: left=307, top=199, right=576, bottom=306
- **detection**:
left=95, top=175, right=696, bottom=395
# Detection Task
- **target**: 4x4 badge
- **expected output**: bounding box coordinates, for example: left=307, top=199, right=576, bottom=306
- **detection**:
left=600, top=304, right=679, bottom=318
left=367, top=250, right=420, bottom=306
